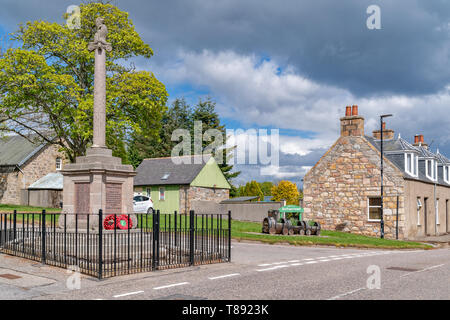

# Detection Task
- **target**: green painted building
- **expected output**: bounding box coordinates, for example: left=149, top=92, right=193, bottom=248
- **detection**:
left=134, top=155, right=231, bottom=214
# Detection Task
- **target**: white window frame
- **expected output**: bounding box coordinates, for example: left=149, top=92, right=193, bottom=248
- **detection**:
left=55, top=157, right=62, bottom=171
left=444, top=166, right=450, bottom=184
left=159, top=187, right=165, bottom=201
left=425, top=159, right=437, bottom=181
left=404, top=153, right=418, bottom=177
left=367, top=197, right=382, bottom=222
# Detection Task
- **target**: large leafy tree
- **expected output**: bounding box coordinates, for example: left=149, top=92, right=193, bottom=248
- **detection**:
left=191, top=98, right=240, bottom=181
left=240, top=180, right=264, bottom=201
left=128, top=97, right=240, bottom=182
left=128, top=98, right=192, bottom=168
left=271, top=180, right=300, bottom=205
left=0, top=2, right=168, bottom=163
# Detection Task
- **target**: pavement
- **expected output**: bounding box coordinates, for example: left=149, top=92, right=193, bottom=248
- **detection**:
left=0, top=241, right=448, bottom=300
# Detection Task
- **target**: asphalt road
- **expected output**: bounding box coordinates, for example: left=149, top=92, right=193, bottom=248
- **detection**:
left=0, top=241, right=448, bottom=300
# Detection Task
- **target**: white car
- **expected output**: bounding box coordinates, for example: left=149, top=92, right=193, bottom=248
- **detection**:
left=133, top=195, right=154, bottom=213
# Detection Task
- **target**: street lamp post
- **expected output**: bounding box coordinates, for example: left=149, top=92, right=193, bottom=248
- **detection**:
left=380, top=114, right=393, bottom=239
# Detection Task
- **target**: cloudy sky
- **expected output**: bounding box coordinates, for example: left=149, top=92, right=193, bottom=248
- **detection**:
left=2, top=0, right=450, bottom=186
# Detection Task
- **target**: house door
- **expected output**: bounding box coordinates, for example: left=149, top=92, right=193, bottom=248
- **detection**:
left=424, top=197, right=429, bottom=236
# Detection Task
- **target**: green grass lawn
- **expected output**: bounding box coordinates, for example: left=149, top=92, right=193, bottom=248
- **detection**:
left=231, top=220, right=432, bottom=249
left=0, top=204, right=61, bottom=213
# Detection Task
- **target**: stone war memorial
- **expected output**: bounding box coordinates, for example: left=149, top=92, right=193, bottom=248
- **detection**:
left=59, top=17, right=136, bottom=230
left=0, top=17, right=230, bottom=279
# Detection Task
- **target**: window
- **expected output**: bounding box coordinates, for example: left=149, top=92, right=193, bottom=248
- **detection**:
left=159, top=187, right=165, bottom=201
left=146, top=188, right=152, bottom=198
left=56, top=157, right=62, bottom=171
left=444, top=166, right=450, bottom=184
left=368, top=197, right=382, bottom=221
left=417, top=198, right=422, bottom=226
left=404, top=153, right=418, bottom=177
left=425, top=159, right=437, bottom=181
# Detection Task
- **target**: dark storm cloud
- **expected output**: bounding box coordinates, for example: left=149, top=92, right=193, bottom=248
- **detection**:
left=2, top=0, right=450, bottom=97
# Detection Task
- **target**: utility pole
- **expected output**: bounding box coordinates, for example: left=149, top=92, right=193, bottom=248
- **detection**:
left=380, top=114, right=393, bottom=239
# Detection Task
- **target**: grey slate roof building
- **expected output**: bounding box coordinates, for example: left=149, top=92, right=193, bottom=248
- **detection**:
left=0, top=135, right=65, bottom=207
left=134, top=155, right=211, bottom=186
left=0, top=135, right=47, bottom=171
left=365, top=134, right=450, bottom=188
left=303, top=106, right=450, bottom=240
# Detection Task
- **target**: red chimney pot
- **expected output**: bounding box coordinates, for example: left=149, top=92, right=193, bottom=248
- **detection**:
left=414, top=135, right=419, bottom=144
left=352, top=105, right=358, bottom=116
left=345, top=106, right=352, bottom=117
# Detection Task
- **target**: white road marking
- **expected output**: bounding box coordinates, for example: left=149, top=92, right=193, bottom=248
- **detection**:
left=327, top=287, right=366, bottom=300
left=153, top=282, right=189, bottom=290
left=256, top=265, right=289, bottom=272
left=400, top=264, right=445, bottom=278
left=305, top=261, right=318, bottom=264
left=113, top=291, right=144, bottom=298
left=303, top=258, right=315, bottom=261
left=290, top=263, right=304, bottom=266
left=208, top=273, right=240, bottom=280
left=319, top=259, right=330, bottom=262
left=288, top=260, right=300, bottom=263
left=257, top=263, right=272, bottom=267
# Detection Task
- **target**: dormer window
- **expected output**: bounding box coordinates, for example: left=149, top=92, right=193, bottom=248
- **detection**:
left=425, top=159, right=437, bottom=181
left=404, top=153, right=418, bottom=177
left=444, top=166, right=450, bottom=184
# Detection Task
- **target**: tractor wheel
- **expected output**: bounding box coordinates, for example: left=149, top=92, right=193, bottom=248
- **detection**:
left=299, top=229, right=305, bottom=236
left=262, top=218, right=270, bottom=234
left=268, top=217, right=277, bottom=235
left=306, top=229, right=312, bottom=236
left=288, top=228, right=294, bottom=236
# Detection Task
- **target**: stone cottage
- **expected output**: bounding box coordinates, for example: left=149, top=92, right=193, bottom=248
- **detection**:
left=133, top=155, right=231, bottom=214
left=0, top=135, right=65, bottom=206
left=303, top=105, right=450, bottom=240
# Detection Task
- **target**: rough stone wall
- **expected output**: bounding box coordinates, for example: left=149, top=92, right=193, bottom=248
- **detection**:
left=0, top=144, right=66, bottom=205
left=303, top=136, right=406, bottom=239
left=180, top=186, right=229, bottom=214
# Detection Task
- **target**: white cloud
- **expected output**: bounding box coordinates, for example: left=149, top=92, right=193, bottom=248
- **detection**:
left=152, top=49, right=450, bottom=183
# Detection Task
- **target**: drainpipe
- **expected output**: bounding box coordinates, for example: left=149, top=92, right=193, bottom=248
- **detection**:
left=434, top=181, right=438, bottom=236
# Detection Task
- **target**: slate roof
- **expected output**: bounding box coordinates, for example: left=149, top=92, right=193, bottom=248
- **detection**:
left=134, top=155, right=212, bottom=186
left=365, top=135, right=450, bottom=186
left=221, top=196, right=259, bottom=203
left=0, top=135, right=46, bottom=167
left=28, top=172, right=63, bottom=190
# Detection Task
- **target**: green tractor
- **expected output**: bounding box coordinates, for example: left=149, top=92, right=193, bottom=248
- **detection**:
left=262, top=205, right=321, bottom=236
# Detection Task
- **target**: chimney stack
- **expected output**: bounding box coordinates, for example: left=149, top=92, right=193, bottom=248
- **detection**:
left=372, top=121, right=395, bottom=140
left=340, top=105, right=365, bottom=137
left=413, top=134, right=428, bottom=149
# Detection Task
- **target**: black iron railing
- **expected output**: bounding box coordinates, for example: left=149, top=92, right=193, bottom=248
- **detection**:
left=0, top=210, right=231, bottom=279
